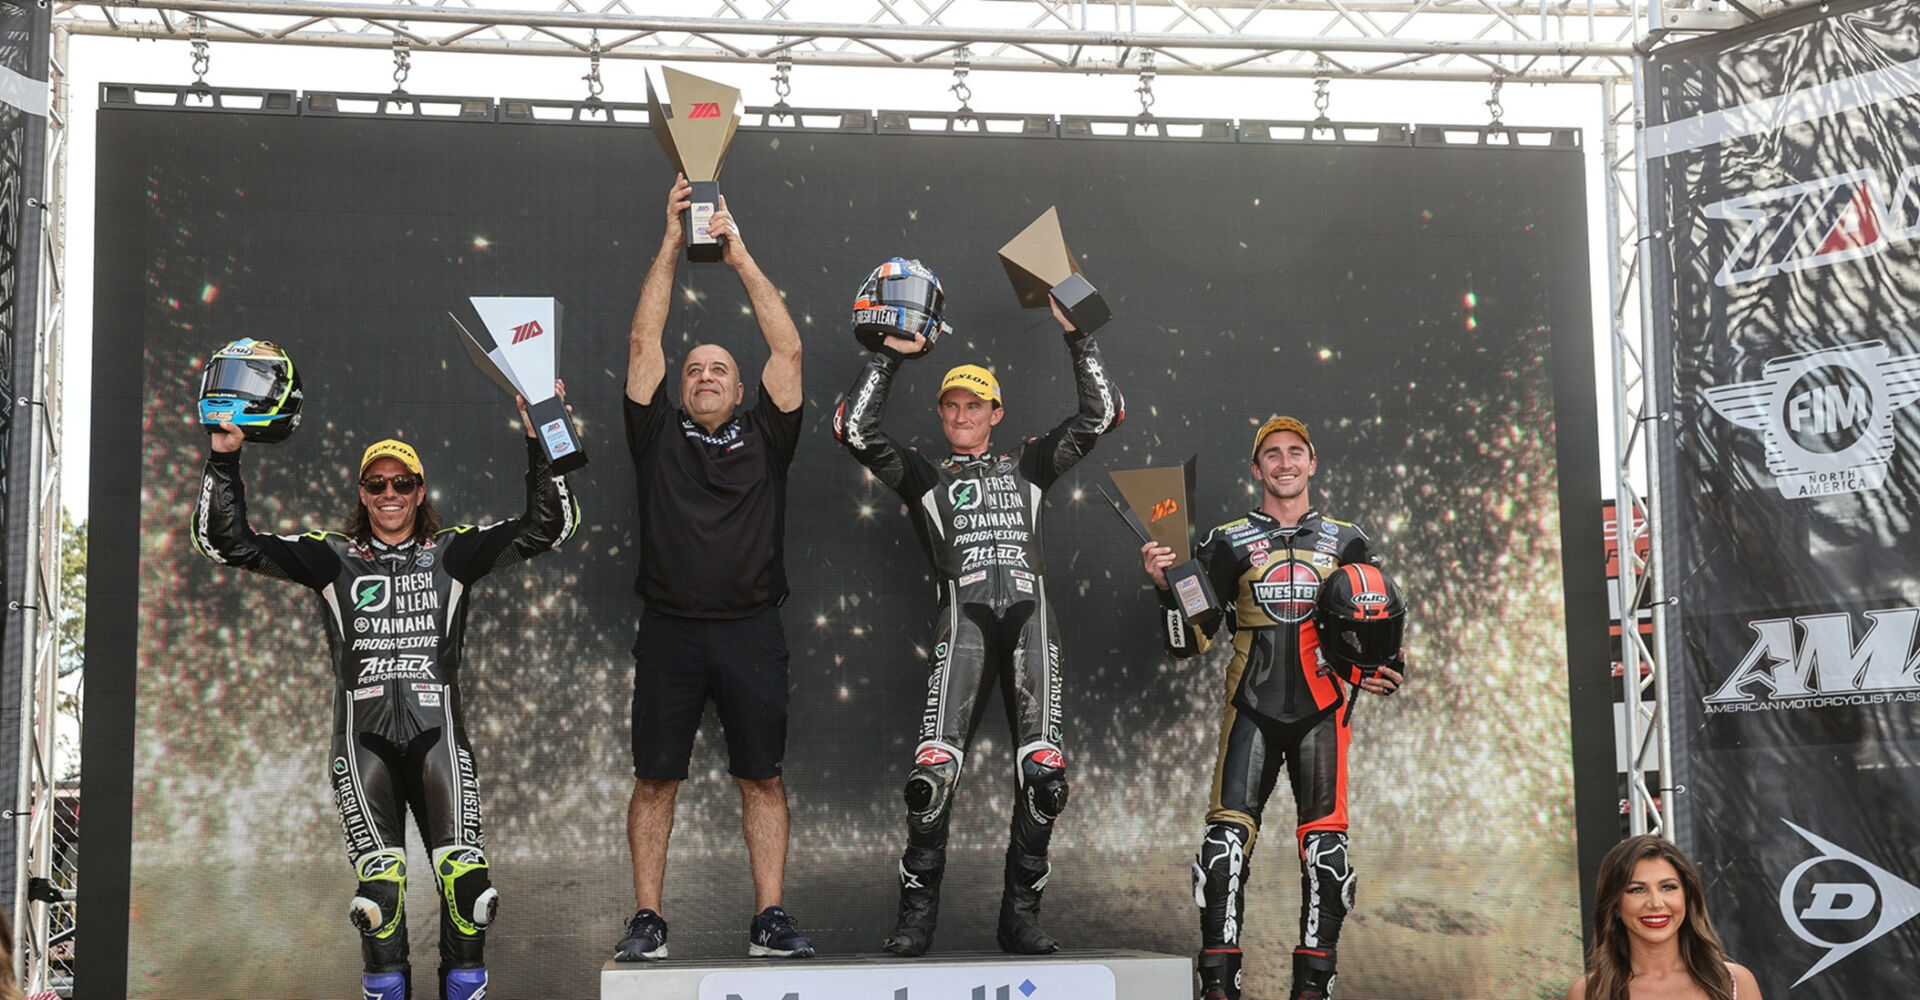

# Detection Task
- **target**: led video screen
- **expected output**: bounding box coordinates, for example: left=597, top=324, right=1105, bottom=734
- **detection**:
left=90, top=101, right=1600, bottom=998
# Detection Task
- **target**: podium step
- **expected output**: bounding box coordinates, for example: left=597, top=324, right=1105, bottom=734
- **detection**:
left=602, top=948, right=1192, bottom=1000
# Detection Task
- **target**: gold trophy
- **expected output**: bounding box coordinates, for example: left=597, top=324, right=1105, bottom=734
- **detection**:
left=646, top=68, right=743, bottom=262
left=1103, top=457, right=1219, bottom=629
left=998, top=206, right=1111, bottom=333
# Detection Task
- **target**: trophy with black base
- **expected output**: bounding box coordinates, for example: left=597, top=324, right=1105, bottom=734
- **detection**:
left=998, top=206, right=1111, bottom=333
left=646, top=67, right=742, bottom=263
left=449, top=296, right=587, bottom=474
left=1103, top=457, right=1220, bottom=631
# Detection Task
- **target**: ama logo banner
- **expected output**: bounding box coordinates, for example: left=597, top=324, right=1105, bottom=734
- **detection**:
left=1646, top=0, right=1920, bottom=995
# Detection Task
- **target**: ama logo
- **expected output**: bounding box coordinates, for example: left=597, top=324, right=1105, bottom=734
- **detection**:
left=1777, top=820, right=1920, bottom=986
left=1707, top=166, right=1920, bottom=287
left=1699, top=341, right=1920, bottom=499
left=1704, top=605, right=1920, bottom=709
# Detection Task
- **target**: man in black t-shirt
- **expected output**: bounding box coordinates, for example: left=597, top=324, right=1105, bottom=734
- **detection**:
left=613, top=175, right=813, bottom=961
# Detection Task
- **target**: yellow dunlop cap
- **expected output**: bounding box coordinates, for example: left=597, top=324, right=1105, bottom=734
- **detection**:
left=1251, top=415, right=1314, bottom=460
left=939, top=364, right=1002, bottom=406
left=360, top=439, right=424, bottom=478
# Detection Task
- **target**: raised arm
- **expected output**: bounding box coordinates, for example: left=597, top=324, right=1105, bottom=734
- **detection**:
left=189, top=421, right=339, bottom=588
left=627, top=176, right=690, bottom=405
left=835, top=338, right=933, bottom=496
left=1021, top=298, right=1123, bottom=490
left=441, top=386, right=582, bottom=584
left=710, top=196, right=802, bottom=412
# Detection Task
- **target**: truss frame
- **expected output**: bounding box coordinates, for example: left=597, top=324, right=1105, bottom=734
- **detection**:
left=26, top=0, right=1838, bottom=990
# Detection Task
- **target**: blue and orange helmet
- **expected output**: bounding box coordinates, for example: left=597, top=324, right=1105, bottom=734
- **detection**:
left=852, top=257, right=949, bottom=353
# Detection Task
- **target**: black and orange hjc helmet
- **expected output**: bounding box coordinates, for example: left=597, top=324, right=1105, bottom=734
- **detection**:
left=1314, top=563, right=1407, bottom=667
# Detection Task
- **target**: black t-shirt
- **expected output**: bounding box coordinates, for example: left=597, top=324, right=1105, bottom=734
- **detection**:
left=624, top=382, right=803, bottom=618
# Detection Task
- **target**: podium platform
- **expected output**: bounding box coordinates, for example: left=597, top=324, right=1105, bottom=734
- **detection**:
left=602, top=948, right=1192, bottom=1000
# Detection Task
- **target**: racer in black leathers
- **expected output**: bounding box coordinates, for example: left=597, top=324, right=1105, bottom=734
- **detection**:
left=833, top=306, right=1122, bottom=956
left=190, top=415, right=579, bottom=1000
left=1143, top=419, right=1403, bottom=1000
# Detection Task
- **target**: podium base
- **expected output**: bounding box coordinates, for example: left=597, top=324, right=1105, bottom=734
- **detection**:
left=602, top=947, right=1191, bottom=1000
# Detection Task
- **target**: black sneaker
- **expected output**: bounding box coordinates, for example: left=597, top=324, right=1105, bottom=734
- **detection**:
left=747, top=905, right=815, bottom=958
left=613, top=908, right=669, bottom=961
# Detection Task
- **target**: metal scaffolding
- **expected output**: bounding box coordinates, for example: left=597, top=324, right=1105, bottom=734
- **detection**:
left=48, top=0, right=1808, bottom=83
left=23, top=0, right=1827, bottom=992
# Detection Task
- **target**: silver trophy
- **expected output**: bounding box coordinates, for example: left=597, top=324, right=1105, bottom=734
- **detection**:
left=449, top=296, right=587, bottom=474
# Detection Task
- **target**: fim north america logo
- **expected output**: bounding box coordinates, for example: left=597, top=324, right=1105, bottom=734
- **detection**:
left=1699, top=341, right=1920, bottom=499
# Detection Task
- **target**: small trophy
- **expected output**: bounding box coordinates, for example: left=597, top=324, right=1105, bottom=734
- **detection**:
left=1103, top=457, right=1220, bottom=630
left=997, top=206, right=1111, bottom=333
left=646, top=67, right=743, bottom=263
left=449, top=297, right=587, bottom=475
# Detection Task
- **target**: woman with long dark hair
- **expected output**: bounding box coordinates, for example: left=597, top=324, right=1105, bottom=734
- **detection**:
left=1567, top=834, right=1763, bottom=1000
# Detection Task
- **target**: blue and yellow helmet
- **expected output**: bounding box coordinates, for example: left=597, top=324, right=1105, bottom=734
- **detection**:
left=198, top=338, right=304, bottom=443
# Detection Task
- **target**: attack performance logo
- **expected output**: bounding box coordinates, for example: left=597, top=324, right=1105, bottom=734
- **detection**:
left=1707, top=166, right=1920, bottom=287
left=1778, top=820, right=1920, bottom=986
left=1699, top=341, right=1920, bottom=499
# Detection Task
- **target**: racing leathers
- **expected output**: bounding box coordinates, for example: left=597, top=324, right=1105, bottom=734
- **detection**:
left=1161, top=509, right=1377, bottom=1000
left=833, top=330, right=1121, bottom=955
left=190, top=437, right=579, bottom=998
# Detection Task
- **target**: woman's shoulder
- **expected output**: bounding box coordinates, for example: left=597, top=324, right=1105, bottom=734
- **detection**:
left=1726, top=962, right=1761, bottom=1000
left=1564, top=973, right=1590, bottom=1000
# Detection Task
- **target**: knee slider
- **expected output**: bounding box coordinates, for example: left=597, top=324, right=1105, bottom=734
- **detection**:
left=432, top=845, right=497, bottom=936
left=1303, top=831, right=1357, bottom=913
left=1017, top=744, right=1069, bottom=825
left=1194, top=822, right=1252, bottom=902
left=904, top=743, right=963, bottom=825
left=1193, top=821, right=1254, bottom=946
left=349, top=850, right=407, bottom=939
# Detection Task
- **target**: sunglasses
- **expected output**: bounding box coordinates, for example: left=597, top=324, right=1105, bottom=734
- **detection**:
left=359, top=474, right=422, bottom=496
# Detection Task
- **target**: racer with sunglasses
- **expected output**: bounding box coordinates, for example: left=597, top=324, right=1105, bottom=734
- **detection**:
left=190, top=384, right=580, bottom=1000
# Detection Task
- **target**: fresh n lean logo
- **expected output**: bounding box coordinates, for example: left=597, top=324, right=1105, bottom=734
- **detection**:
left=1708, top=166, right=1920, bottom=286
left=351, top=576, right=392, bottom=613
left=1699, top=341, right=1920, bottom=499
left=1777, top=820, right=1920, bottom=985
left=1704, top=605, right=1920, bottom=711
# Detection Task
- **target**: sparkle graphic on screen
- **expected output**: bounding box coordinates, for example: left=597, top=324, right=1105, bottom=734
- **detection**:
left=472, top=236, right=492, bottom=250
left=201, top=283, right=218, bottom=304
left=1318, top=347, right=1333, bottom=361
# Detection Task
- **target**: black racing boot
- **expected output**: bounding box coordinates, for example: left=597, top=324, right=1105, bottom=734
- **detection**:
left=995, top=847, right=1058, bottom=955
left=1290, top=946, right=1338, bottom=1000
left=884, top=845, right=944, bottom=957
left=1196, top=948, right=1242, bottom=1000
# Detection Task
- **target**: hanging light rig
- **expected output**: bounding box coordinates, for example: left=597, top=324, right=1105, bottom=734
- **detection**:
left=950, top=44, right=974, bottom=122
left=1136, top=50, right=1156, bottom=120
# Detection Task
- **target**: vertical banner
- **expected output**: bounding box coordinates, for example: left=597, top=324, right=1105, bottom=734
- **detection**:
left=0, top=0, right=52, bottom=916
left=1646, top=1, right=1920, bottom=995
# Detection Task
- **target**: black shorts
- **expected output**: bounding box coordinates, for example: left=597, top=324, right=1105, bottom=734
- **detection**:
left=631, top=607, right=790, bottom=781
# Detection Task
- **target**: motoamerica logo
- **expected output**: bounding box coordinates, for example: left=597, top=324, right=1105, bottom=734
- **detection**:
left=1704, top=606, right=1920, bottom=711
left=1777, top=820, right=1920, bottom=986
left=1699, top=341, right=1920, bottom=499
left=1708, top=165, right=1920, bottom=287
